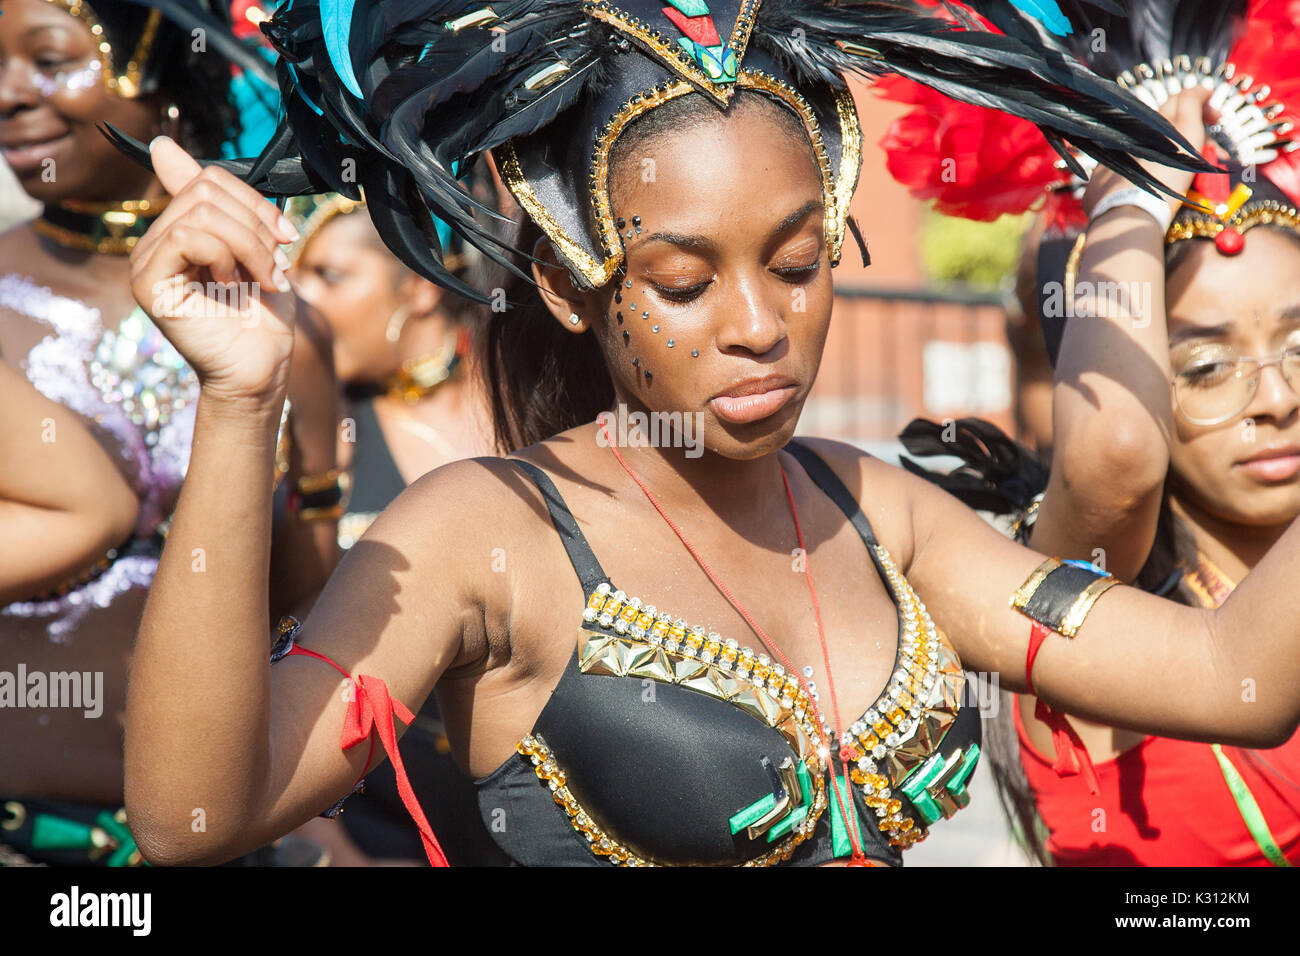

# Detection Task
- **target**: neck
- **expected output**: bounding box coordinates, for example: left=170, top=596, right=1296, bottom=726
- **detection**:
left=1170, top=494, right=1290, bottom=582
left=597, top=399, right=790, bottom=522
left=35, top=178, right=171, bottom=257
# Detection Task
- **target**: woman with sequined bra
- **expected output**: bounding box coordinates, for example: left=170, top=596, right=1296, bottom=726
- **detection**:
left=285, top=195, right=506, bottom=865
left=119, top=0, right=1300, bottom=868
left=0, top=0, right=338, bottom=866
left=890, top=0, right=1300, bottom=866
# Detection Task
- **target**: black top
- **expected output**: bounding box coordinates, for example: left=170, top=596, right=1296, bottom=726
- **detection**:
left=474, top=441, right=982, bottom=866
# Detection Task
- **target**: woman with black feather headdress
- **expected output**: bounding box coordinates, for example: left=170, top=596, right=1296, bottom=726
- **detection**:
left=887, top=0, right=1300, bottom=865
left=119, top=0, right=1300, bottom=868
left=0, top=0, right=336, bottom=867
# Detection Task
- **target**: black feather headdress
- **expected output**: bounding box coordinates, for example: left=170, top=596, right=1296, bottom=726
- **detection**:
left=107, top=0, right=1214, bottom=303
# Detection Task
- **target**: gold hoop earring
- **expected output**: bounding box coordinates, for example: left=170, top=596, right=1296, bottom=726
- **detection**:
left=385, top=305, right=412, bottom=343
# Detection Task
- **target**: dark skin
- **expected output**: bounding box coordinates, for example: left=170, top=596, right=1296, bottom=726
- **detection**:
left=0, top=0, right=337, bottom=802
left=125, top=98, right=1300, bottom=866
left=290, top=212, right=492, bottom=479
left=1025, top=90, right=1300, bottom=766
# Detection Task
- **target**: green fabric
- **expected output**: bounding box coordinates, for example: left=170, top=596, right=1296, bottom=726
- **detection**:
left=666, top=0, right=711, bottom=15
left=829, top=774, right=866, bottom=858
left=946, top=743, right=981, bottom=801
left=728, top=792, right=776, bottom=835
left=1211, top=744, right=1291, bottom=867
left=31, top=814, right=96, bottom=851
left=900, top=752, right=946, bottom=825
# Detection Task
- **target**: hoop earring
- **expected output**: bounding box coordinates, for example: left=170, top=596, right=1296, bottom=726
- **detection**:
left=385, top=305, right=412, bottom=343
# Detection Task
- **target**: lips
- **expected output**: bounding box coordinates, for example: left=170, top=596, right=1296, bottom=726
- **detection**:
left=709, top=374, right=799, bottom=425
left=1235, top=445, right=1300, bottom=483
left=0, top=132, right=73, bottom=174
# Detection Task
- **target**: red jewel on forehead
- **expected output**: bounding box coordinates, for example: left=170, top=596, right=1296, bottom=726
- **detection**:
left=1216, top=227, right=1245, bottom=255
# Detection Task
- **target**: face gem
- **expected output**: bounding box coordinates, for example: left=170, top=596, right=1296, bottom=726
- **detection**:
left=652, top=325, right=659, bottom=333
left=623, top=330, right=630, bottom=344
left=632, top=215, right=642, bottom=227
left=645, top=369, right=653, bottom=381
left=667, top=339, right=675, bottom=348
left=630, top=302, right=636, bottom=310
left=616, top=218, right=626, bottom=230
left=632, top=357, right=640, bottom=367
left=642, top=311, right=650, bottom=319
left=691, top=349, right=699, bottom=357
left=626, top=280, right=633, bottom=288
left=615, top=290, right=622, bottom=304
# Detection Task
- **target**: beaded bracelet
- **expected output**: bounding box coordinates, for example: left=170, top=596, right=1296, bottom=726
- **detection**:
left=288, top=468, right=352, bottom=523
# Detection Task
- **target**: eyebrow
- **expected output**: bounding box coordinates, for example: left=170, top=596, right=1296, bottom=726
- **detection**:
left=637, top=199, right=823, bottom=252
left=1168, top=323, right=1232, bottom=345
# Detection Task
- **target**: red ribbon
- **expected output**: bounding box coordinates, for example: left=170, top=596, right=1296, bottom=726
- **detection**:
left=286, top=645, right=450, bottom=867
left=1025, top=622, right=1101, bottom=797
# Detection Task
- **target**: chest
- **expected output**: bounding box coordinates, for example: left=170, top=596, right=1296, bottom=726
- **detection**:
left=0, top=272, right=198, bottom=536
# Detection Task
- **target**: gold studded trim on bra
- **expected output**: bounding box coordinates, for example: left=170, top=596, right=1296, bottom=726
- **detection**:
left=840, top=546, right=969, bottom=848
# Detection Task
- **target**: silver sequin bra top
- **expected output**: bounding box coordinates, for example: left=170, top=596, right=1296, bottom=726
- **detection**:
left=0, top=273, right=198, bottom=638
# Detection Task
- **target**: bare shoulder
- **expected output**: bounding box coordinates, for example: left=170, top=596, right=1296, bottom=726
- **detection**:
left=785, top=436, right=920, bottom=569
left=365, top=453, right=556, bottom=557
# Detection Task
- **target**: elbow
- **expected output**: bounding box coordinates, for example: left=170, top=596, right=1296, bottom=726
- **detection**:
left=1055, top=418, right=1167, bottom=514
left=1222, top=709, right=1299, bottom=751
left=124, top=797, right=246, bottom=868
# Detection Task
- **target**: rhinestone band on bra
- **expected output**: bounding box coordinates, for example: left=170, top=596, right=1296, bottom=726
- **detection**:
left=519, top=542, right=972, bottom=862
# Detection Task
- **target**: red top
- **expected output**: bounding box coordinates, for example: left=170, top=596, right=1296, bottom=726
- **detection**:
left=1015, top=700, right=1300, bottom=866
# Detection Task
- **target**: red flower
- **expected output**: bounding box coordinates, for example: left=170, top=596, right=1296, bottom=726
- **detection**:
left=876, top=75, right=1070, bottom=221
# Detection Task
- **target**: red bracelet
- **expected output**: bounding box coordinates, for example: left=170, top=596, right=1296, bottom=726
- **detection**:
left=1025, top=620, right=1101, bottom=796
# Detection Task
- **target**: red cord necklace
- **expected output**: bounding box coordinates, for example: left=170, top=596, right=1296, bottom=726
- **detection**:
left=599, top=419, right=869, bottom=864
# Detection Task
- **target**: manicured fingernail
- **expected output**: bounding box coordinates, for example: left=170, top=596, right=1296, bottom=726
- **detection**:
left=277, top=214, right=299, bottom=242
left=273, top=268, right=290, bottom=292
left=148, top=135, right=169, bottom=153
left=273, top=247, right=290, bottom=270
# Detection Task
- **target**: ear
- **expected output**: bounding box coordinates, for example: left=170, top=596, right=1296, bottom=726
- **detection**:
left=399, top=273, right=442, bottom=319
left=532, top=236, right=599, bottom=334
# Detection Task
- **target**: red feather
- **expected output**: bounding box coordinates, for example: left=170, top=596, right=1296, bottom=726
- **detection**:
left=1231, top=1, right=1300, bottom=204
left=876, top=74, right=1072, bottom=222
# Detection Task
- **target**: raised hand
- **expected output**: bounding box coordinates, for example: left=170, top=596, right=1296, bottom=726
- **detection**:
left=1083, top=86, right=1214, bottom=218
left=129, top=136, right=301, bottom=406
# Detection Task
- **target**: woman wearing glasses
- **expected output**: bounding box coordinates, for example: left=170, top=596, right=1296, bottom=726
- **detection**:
left=888, top=1, right=1300, bottom=866
left=1015, top=144, right=1300, bottom=866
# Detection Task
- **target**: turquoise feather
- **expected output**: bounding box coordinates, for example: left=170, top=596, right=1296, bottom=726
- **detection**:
left=1010, top=0, right=1073, bottom=36
left=320, top=0, right=364, bottom=98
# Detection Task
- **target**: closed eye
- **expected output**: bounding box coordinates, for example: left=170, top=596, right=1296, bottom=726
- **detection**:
left=651, top=279, right=713, bottom=304
left=773, top=261, right=820, bottom=283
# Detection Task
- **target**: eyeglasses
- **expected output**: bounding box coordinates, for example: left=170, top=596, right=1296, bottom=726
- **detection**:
left=1172, top=344, right=1300, bottom=426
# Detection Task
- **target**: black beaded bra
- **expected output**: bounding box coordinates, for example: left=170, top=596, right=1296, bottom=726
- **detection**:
left=473, top=442, right=981, bottom=866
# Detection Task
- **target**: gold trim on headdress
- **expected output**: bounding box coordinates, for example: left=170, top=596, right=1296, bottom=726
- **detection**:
left=40, top=0, right=163, bottom=99
left=284, top=193, right=366, bottom=266
left=584, top=0, right=760, bottom=107
left=498, top=71, right=862, bottom=289
left=1165, top=198, right=1300, bottom=246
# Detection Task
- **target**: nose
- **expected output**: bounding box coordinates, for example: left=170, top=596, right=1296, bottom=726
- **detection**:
left=0, top=59, right=41, bottom=115
left=714, top=274, right=787, bottom=357
left=1243, top=360, right=1300, bottom=427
